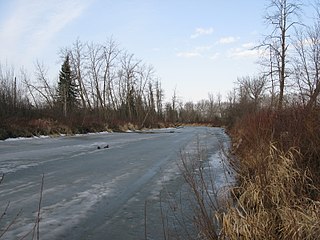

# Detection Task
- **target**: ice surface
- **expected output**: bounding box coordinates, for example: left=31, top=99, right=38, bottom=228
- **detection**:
left=0, top=127, right=232, bottom=239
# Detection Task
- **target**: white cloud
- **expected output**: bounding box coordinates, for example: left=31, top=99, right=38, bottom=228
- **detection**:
left=190, top=27, right=213, bottom=39
left=209, top=53, right=220, bottom=60
left=176, top=51, right=201, bottom=58
left=226, top=40, right=263, bottom=59
left=0, top=0, right=91, bottom=67
left=176, top=45, right=213, bottom=58
left=229, top=48, right=258, bottom=58
left=228, top=47, right=260, bottom=59
left=218, top=36, right=239, bottom=44
left=241, top=42, right=255, bottom=48
left=195, top=45, right=213, bottom=52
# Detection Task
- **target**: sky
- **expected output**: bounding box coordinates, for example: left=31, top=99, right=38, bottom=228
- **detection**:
left=0, top=0, right=314, bottom=102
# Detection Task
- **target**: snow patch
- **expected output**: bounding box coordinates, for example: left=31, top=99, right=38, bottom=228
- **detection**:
left=3, top=135, right=50, bottom=142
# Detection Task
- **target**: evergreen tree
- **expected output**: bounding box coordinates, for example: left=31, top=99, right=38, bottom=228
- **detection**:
left=57, top=55, right=78, bottom=117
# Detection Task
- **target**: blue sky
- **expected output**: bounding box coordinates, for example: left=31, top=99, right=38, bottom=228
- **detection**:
left=0, top=0, right=307, bottom=102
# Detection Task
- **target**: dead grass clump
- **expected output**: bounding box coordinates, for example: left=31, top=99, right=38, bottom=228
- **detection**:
left=231, top=106, right=320, bottom=193
left=236, top=145, right=308, bottom=207
left=27, top=118, right=66, bottom=136
left=230, top=109, right=275, bottom=156
left=274, top=107, right=320, bottom=186
left=221, top=207, right=276, bottom=239
left=221, top=143, right=320, bottom=239
left=118, top=122, right=138, bottom=132
left=278, top=203, right=320, bottom=239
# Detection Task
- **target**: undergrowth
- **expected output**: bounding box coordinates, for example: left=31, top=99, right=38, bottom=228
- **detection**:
left=180, top=106, right=320, bottom=239
left=223, top=106, right=320, bottom=239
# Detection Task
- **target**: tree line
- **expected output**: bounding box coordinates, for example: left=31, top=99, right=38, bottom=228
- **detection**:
left=0, top=38, right=224, bottom=139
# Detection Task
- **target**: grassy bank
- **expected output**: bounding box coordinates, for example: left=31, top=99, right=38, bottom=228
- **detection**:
left=179, top=107, right=320, bottom=239
left=221, top=107, right=320, bottom=239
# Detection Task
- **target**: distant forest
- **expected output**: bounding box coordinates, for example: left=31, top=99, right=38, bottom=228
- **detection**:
left=0, top=38, right=226, bottom=140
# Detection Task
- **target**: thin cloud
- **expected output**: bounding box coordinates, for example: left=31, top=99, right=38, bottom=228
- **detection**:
left=176, top=51, right=201, bottom=58
left=191, top=27, right=213, bottom=39
left=241, top=42, right=255, bottom=48
left=176, top=45, right=213, bottom=58
left=209, top=53, right=220, bottom=60
left=228, top=47, right=260, bottom=59
left=230, top=48, right=257, bottom=58
left=226, top=40, right=262, bottom=59
left=195, top=45, right=213, bottom=52
left=217, top=36, right=239, bottom=44
left=0, top=0, right=91, bottom=66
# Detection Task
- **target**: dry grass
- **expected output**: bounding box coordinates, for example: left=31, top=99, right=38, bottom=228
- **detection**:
left=221, top=143, right=320, bottom=239
left=180, top=141, right=320, bottom=239
left=179, top=107, right=320, bottom=239
left=221, top=107, right=320, bottom=239
left=232, top=107, right=320, bottom=187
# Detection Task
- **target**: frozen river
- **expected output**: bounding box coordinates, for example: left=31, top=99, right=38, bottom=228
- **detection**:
left=0, top=127, right=230, bottom=239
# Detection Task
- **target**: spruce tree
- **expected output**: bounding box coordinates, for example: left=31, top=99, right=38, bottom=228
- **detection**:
left=57, top=55, right=78, bottom=117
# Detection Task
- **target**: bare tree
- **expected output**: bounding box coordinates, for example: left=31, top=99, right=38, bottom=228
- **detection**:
left=171, top=88, right=179, bottom=123
left=293, top=3, right=320, bottom=108
left=0, top=63, right=32, bottom=121
left=0, top=64, right=17, bottom=116
left=87, top=42, right=104, bottom=108
left=119, top=52, right=141, bottom=121
left=237, top=76, right=267, bottom=110
left=263, top=0, right=302, bottom=110
left=207, top=93, right=216, bottom=120
left=101, top=38, right=121, bottom=110
left=20, top=68, right=38, bottom=109
left=31, top=61, right=55, bottom=108
left=155, top=80, right=163, bottom=117
left=69, top=39, right=92, bottom=109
